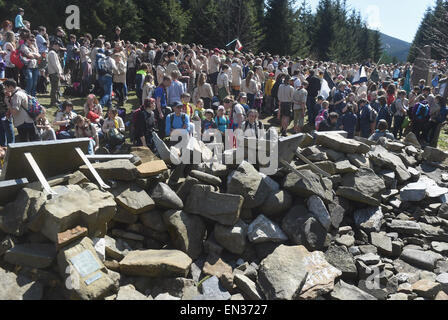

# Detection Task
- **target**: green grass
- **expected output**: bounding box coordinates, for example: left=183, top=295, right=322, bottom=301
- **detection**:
left=438, top=125, right=448, bottom=152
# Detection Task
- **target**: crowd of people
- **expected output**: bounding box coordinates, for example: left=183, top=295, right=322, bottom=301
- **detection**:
left=1, top=7, right=448, bottom=157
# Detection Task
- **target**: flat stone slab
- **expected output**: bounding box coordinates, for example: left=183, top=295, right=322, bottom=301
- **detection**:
left=136, top=160, right=168, bottom=178
left=4, top=243, right=56, bottom=269
left=0, top=178, right=29, bottom=205
left=119, top=249, right=192, bottom=278
left=0, top=267, right=43, bottom=300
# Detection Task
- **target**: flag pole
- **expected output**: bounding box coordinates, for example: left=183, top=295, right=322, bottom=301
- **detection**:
left=225, top=38, right=238, bottom=48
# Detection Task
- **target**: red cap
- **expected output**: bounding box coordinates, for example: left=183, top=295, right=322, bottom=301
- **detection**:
left=214, top=48, right=221, bottom=53
left=269, top=73, right=275, bottom=77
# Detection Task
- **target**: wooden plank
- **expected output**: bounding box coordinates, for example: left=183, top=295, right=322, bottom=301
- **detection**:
left=24, top=153, right=57, bottom=195
left=75, top=148, right=110, bottom=190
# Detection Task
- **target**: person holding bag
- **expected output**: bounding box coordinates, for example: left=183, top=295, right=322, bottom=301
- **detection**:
left=3, top=79, right=38, bottom=142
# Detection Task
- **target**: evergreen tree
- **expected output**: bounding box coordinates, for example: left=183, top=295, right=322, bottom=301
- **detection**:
left=134, top=0, right=190, bottom=43
left=311, top=0, right=336, bottom=61
left=408, top=7, right=434, bottom=62
left=263, top=0, right=297, bottom=55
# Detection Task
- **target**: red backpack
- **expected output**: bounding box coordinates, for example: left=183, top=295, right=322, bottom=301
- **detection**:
left=10, top=49, right=25, bottom=70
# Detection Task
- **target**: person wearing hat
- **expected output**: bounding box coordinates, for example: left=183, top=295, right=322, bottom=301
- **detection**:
left=53, top=100, right=77, bottom=139
left=15, top=8, right=25, bottom=32
left=47, top=41, right=63, bottom=108
left=215, top=105, right=229, bottom=134
left=201, top=109, right=217, bottom=133
left=165, top=101, right=191, bottom=139
left=114, top=26, right=121, bottom=42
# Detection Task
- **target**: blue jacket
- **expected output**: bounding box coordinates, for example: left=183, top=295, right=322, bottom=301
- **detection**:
left=165, top=113, right=190, bottom=136
left=377, top=104, right=393, bottom=128
left=342, top=112, right=358, bottom=134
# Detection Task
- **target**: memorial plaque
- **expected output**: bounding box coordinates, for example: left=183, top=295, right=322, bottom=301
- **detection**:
left=84, top=272, right=103, bottom=286
left=1, top=138, right=90, bottom=182
left=69, top=250, right=101, bottom=278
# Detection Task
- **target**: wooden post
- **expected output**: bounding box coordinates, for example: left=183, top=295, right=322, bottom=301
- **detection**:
left=24, top=152, right=57, bottom=195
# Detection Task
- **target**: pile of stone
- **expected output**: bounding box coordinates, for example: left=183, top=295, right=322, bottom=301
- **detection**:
left=1, top=134, right=448, bottom=301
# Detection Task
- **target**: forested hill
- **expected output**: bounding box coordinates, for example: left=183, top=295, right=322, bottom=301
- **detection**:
left=379, top=33, right=411, bottom=62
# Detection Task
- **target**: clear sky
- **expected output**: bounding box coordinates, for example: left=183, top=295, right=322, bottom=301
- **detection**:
left=304, top=0, right=437, bottom=43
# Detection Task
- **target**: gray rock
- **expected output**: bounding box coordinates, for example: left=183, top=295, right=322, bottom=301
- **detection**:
left=432, top=241, right=448, bottom=254
left=150, top=183, right=183, bottom=210
left=0, top=188, right=47, bottom=236
left=330, top=280, right=377, bottom=300
left=347, top=153, right=371, bottom=168
left=113, top=207, right=139, bottom=225
left=370, top=233, right=393, bottom=256
left=114, top=184, right=155, bottom=214
left=119, top=249, right=192, bottom=278
left=260, top=190, right=293, bottom=217
left=335, top=160, right=358, bottom=174
left=342, top=168, right=386, bottom=199
left=328, top=202, right=345, bottom=229
left=400, top=249, right=444, bottom=271
left=325, top=245, right=358, bottom=280
left=197, top=276, right=231, bottom=300
left=435, top=273, right=448, bottom=292
left=79, top=159, right=138, bottom=181
left=116, top=285, right=149, bottom=300
left=388, top=293, right=409, bottom=300
left=355, top=253, right=381, bottom=265
left=4, top=243, right=56, bottom=269
left=227, top=161, right=272, bottom=209
left=189, top=170, right=222, bottom=186
left=307, top=195, right=331, bottom=230
left=155, top=293, right=181, bottom=300
left=234, top=273, right=263, bottom=300
left=335, top=234, right=355, bottom=247
left=0, top=267, right=43, bottom=300
left=214, top=220, right=248, bottom=255
left=369, top=145, right=411, bottom=183
left=139, top=210, right=167, bottom=232
left=185, top=185, right=243, bottom=226
left=163, top=210, right=206, bottom=260
left=283, top=170, right=334, bottom=203
left=388, top=220, right=422, bottom=236
left=336, top=187, right=381, bottom=206
left=40, top=184, right=116, bottom=242
left=176, top=176, right=200, bottom=202
left=282, top=205, right=327, bottom=251
left=104, top=235, right=131, bottom=261
left=247, top=215, right=288, bottom=244
left=257, top=245, right=309, bottom=300
left=353, top=207, right=383, bottom=232
left=400, top=181, right=429, bottom=202
left=316, top=133, right=370, bottom=154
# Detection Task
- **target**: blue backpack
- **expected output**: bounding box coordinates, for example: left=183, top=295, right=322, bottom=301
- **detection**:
left=96, top=53, right=110, bottom=76
left=415, top=102, right=429, bottom=120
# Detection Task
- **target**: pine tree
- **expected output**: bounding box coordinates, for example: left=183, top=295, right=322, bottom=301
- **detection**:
left=134, top=0, right=190, bottom=43
left=311, top=0, right=337, bottom=61
left=263, top=0, right=293, bottom=55
left=408, top=7, right=434, bottom=62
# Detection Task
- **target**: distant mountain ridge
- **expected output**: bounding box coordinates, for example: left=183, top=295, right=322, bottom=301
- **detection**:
left=379, top=33, right=411, bottom=62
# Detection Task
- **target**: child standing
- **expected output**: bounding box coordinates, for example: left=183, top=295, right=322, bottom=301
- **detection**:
left=215, top=105, right=229, bottom=134
left=341, top=104, right=358, bottom=139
